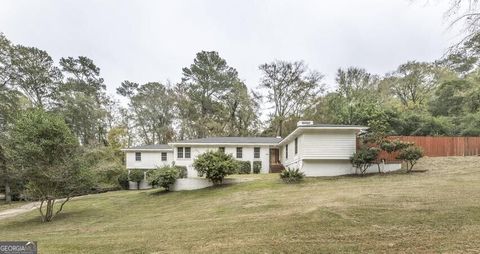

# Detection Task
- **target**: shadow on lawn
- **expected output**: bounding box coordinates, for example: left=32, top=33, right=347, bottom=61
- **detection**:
left=148, top=189, right=170, bottom=196
left=2, top=209, right=94, bottom=229
left=304, top=169, right=429, bottom=182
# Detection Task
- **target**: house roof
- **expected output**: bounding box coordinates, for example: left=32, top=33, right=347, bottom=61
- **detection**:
left=278, top=124, right=367, bottom=146
left=121, top=144, right=172, bottom=151
left=121, top=124, right=367, bottom=151
left=297, top=124, right=365, bottom=128
left=169, top=137, right=282, bottom=145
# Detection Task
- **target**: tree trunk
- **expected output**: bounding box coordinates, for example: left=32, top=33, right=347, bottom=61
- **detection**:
left=5, top=183, right=11, bottom=204
left=277, top=118, right=284, bottom=137
left=40, top=198, right=56, bottom=222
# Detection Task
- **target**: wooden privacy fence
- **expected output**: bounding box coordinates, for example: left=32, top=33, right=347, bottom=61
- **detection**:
left=378, top=136, right=480, bottom=162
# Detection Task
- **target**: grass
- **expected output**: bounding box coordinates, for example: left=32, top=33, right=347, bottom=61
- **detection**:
left=1, top=157, right=480, bottom=253
left=0, top=200, right=27, bottom=212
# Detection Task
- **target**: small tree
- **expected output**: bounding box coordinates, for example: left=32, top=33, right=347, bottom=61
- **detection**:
left=378, top=139, right=414, bottom=172
left=351, top=147, right=381, bottom=175
left=392, top=140, right=413, bottom=151
left=129, top=169, right=145, bottom=190
left=193, top=150, right=238, bottom=185
left=396, top=146, right=424, bottom=172
left=8, top=109, right=93, bottom=222
left=380, top=140, right=396, bottom=154
left=148, top=166, right=178, bottom=191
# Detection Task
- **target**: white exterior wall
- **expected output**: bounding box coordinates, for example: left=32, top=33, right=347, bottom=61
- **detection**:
left=279, top=129, right=359, bottom=176
left=302, top=160, right=354, bottom=176
left=301, top=130, right=356, bottom=159
left=303, top=160, right=402, bottom=176
left=172, top=145, right=272, bottom=176
left=125, top=151, right=174, bottom=169
left=170, top=178, right=213, bottom=191
left=280, top=134, right=304, bottom=169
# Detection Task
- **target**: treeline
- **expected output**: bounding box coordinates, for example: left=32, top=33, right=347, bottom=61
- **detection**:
left=115, top=32, right=479, bottom=141
left=2, top=32, right=480, bottom=149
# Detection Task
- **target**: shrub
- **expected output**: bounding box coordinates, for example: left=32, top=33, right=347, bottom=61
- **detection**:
left=175, top=166, right=188, bottom=178
left=351, top=146, right=381, bottom=175
left=129, top=169, right=145, bottom=190
left=380, top=140, right=396, bottom=153
left=193, top=150, right=238, bottom=185
left=280, top=168, right=305, bottom=183
left=392, top=140, right=413, bottom=151
left=148, top=166, right=179, bottom=191
left=253, top=161, right=262, bottom=174
left=237, top=161, right=251, bottom=174
left=80, top=146, right=124, bottom=189
left=380, top=140, right=413, bottom=154
left=147, top=169, right=161, bottom=187
left=396, top=146, right=424, bottom=172
left=117, top=170, right=129, bottom=190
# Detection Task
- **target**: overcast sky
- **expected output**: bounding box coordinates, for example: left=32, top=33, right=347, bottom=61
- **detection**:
left=1, top=0, right=458, bottom=97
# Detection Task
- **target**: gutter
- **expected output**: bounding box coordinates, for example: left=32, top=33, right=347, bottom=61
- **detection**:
left=121, top=148, right=173, bottom=152
left=167, top=143, right=280, bottom=146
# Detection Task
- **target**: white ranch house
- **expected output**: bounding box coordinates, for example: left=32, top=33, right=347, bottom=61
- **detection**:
left=122, top=121, right=401, bottom=189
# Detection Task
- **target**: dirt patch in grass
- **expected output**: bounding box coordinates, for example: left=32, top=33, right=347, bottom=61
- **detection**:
left=0, top=201, right=28, bottom=212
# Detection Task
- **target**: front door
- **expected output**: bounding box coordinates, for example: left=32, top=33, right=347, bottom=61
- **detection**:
left=269, top=148, right=279, bottom=165
left=269, top=148, right=283, bottom=173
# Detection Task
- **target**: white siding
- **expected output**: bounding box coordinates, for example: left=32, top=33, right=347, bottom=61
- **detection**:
left=172, top=145, right=272, bottom=176
left=280, top=135, right=302, bottom=169
left=302, top=130, right=356, bottom=160
left=302, top=160, right=402, bottom=176
left=302, top=160, right=354, bottom=176
left=279, top=129, right=361, bottom=176
left=125, top=151, right=174, bottom=169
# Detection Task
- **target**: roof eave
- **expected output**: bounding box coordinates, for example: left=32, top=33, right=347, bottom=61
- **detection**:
left=167, top=142, right=280, bottom=146
left=278, top=126, right=368, bottom=146
left=121, top=148, right=173, bottom=152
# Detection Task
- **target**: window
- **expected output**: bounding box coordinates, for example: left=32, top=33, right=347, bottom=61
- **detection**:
left=177, top=147, right=183, bottom=158
left=161, top=152, right=167, bottom=161
left=236, top=147, right=243, bottom=158
left=254, top=147, right=260, bottom=158
left=219, top=147, right=225, bottom=153
left=285, top=144, right=288, bottom=159
left=295, top=137, right=298, bottom=155
left=135, top=152, right=141, bottom=161
left=185, top=147, right=191, bottom=159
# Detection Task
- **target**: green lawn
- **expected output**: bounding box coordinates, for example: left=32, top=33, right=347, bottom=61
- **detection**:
left=1, top=157, right=480, bottom=253
left=0, top=200, right=27, bottom=212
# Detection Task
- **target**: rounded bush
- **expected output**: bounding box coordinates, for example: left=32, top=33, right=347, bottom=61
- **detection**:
left=193, top=150, right=238, bottom=185
left=175, top=166, right=188, bottom=178
left=253, top=161, right=262, bottom=174
left=148, top=166, right=179, bottom=191
left=237, top=161, right=251, bottom=174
